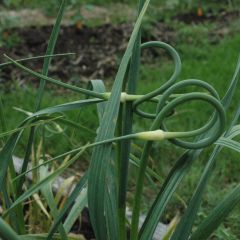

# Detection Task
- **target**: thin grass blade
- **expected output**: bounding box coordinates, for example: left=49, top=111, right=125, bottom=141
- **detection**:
left=35, top=0, right=67, bottom=109
left=4, top=55, right=104, bottom=99
left=15, top=0, right=67, bottom=212
left=0, top=53, right=74, bottom=68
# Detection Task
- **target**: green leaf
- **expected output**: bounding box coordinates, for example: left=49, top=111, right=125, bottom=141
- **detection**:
left=3, top=146, right=87, bottom=218
left=63, top=187, right=88, bottom=233
left=40, top=163, right=68, bottom=239
left=190, top=184, right=240, bottom=240
left=215, top=138, right=240, bottom=152
left=19, top=233, right=85, bottom=240
left=0, top=116, right=62, bottom=139
left=0, top=53, right=74, bottom=69
left=89, top=80, right=107, bottom=120
left=0, top=98, right=101, bottom=193
left=47, top=173, right=88, bottom=239
left=87, top=1, right=150, bottom=239
left=0, top=217, right=20, bottom=240
left=15, top=1, right=67, bottom=224
left=4, top=55, right=104, bottom=99
left=226, top=124, right=240, bottom=139
left=139, top=150, right=199, bottom=240
left=35, top=99, right=103, bottom=116
left=35, top=0, right=67, bottom=110
left=105, top=150, right=120, bottom=240
left=221, top=55, right=240, bottom=109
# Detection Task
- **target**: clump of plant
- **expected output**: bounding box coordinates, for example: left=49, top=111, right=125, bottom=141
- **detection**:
left=0, top=0, right=240, bottom=240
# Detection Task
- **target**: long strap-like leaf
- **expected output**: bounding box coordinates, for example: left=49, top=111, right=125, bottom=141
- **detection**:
left=35, top=0, right=67, bottom=110
left=117, top=0, right=144, bottom=238
left=0, top=217, right=20, bottom=240
left=87, top=1, right=150, bottom=239
left=190, top=183, right=240, bottom=240
left=47, top=173, right=88, bottom=240
left=11, top=1, right=67, bottom=209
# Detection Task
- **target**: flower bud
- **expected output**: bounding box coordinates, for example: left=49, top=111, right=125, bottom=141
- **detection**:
left=136, top=130, right=165, bottom=141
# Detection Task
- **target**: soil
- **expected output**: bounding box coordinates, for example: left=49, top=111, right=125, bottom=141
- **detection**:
left=71, top=208, right=95, bottom=240
left=174, top=8, right=239, bottom=24
left=0, top=8, right=239, bottom=91
left=0, top=22, right=174, bottom=90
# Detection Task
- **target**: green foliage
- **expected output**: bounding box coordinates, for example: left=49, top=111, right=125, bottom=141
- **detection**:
left=176, top=24, right=210, bottom=46
left=1, top=0, right=240, bottom=240
left=0, top=14, right=22, bottom=49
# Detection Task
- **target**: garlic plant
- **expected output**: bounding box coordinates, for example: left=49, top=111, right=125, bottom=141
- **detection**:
left=0, top=0, right=240, bottom=240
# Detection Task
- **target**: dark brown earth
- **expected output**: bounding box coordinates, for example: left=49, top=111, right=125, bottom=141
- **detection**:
left=0, top=22, right=174, bottom=90
left=173, top=9, right=239, bottom=24
left=71, top=208, right=95, bottom=240
left=0, top=9, right=239, bottom=91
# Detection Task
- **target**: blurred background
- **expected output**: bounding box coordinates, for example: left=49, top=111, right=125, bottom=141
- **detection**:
left=1, top=1, right=240, bottom=238
left=1, top=0, right=240, bottom=84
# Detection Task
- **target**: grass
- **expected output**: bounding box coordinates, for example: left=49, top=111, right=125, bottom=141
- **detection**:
left=1, top=21, right=240, bottom=240
left=131, top=30, right=240, bottom=240
left=1, top=0, right=240, bottom=239
left=2, top=31, right=240, bottom=153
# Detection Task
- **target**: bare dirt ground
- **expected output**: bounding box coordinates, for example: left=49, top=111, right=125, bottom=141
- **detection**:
left=0, top=6, right=239, bottom=89
left=0, top=22, right=174, bottom=88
